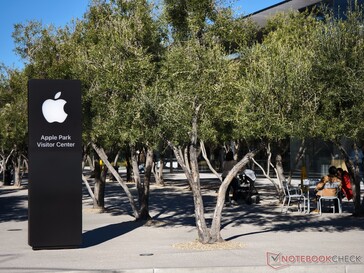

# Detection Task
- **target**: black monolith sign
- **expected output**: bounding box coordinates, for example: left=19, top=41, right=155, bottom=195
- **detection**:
left=28, top=79, right=82, bottom=249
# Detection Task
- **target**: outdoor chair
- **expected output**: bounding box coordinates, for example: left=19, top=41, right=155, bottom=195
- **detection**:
left=281, top=181, right=307, bottom=213
left=318, top=185, right=342, bottom=215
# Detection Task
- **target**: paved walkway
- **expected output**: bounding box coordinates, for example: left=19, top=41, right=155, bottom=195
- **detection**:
left=1, top=173, right=364, bottom=272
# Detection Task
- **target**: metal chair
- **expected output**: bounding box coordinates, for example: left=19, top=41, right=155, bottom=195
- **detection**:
left=318, top=185, right=342, bottom=214
left=281, top=181, right=307, bottom=213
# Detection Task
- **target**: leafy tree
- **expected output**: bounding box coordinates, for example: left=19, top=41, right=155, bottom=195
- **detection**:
left=156, top=0, right=265, bottom=243
left=0, top=66, right=28, bottom=187
left=241, top=11, right=322, bottom=191
left=10, top=0, right=164, bottom=218
left=12, top=20, right=77, bottom=79
left=309, top=5, right=364, bottom=215
left=245, top=5, right=364, bottom=215
left=73, top=0, right=163, bottom=219
left=154, top=34, right=264, bottom=243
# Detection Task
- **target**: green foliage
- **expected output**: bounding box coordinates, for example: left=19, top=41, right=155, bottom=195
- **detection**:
left=310, top=8, right=364, bottom=141
left=163, top=0, right=217, bottom=41
left=73, top=0, right=162, bottom=149
left=240, top=11, right=322, bottom=141
left=205, top=8, right=258, bottom=52
left=0, top=67, right=28, bottom=153
left=158, top=1, right=260, bottom=146
left=4, top=0, right=364, bottom=164
left=154, top=38, right=244, bottom=145
left=12, top=21, right=77, bottom=79
left=240, top=7, right=364, bottom=144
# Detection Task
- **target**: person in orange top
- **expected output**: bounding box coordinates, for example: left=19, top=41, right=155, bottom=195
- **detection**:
left=337, top=167, right=353, bottom=200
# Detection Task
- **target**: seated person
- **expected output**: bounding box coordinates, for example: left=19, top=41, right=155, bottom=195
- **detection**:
left=315, top=166, right=342, bottom=196
left=315, top=165, right=342, bottom=212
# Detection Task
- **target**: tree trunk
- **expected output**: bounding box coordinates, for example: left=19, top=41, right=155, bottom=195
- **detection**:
left=169, top=151, right=174, bottom=173
left=130, top=146, right=152, bottom=220
left=190, top=139, right=211, bottom=243
left=169, top=99, right=264, bottom=243
left=3, top=162, right=12, bottom=186
left=12, top=155, right=22, bottom=187
left=265, top=143, right=281, bottom=193
left=189, top=102, right=211, bottom=243
left=275, top=154, right=286, bottom=201
left=275, top=154, right=285, bottom=184
left=170, top=142, right=210, bottom=243
left=251, top=157, right=280, bottom=196
left=153, top=158, right=165, bottom=186
left=168, top=102, right=210, bottom=243
left=87, top=155, right=94, bottom=172
left=21, top=155, right=28, bottom=180
left=126, top=153, right=132, bottom=182
left=92, top=143, right=140, bottom=218
left=249, top=143, right=280, bottom=196
left=130, top=146, right=141, bottom=187
left=200, top=140, right=222, bottom=182
left=93, top=159, right=105, bottom=211
left=209, top=149, right=262, bottom=242
left=139, top=147, right=153, bottom=220
left=82, top=174, right=95, bottom=201
left=0, top=154, right=4, bottom=186
left=288, top=139, right=306, bottom=183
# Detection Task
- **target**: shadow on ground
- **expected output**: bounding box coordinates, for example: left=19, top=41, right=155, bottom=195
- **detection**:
left=82, top=221, right=144, bottom=248
left=0, top=187, right=28, bottom=222
left=83, top=173, right=364, bottom=236
left=1, top=172, right=364, bottom=243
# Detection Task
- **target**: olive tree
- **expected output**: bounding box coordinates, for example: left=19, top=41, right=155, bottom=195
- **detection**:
left=73, top=0, right=162, bottom=219
left=156, top=0, right=266, bottom=243
left=0, top=66, right=28, bottom=187
left=241, top=11, right=323, bottom=193
left=309, top=6, right=364, bottom=215
left=153, top=35, right=264, bottom=243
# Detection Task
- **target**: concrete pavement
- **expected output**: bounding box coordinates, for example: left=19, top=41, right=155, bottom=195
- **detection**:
left=1, top=173, right=364, bottom=272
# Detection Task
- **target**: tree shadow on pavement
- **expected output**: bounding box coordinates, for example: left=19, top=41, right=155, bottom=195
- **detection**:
left=82, top=221, right=144, bottom=248
left=224, top=208, right=364, bottom=241
left=95, top=178, right=216, bottom=227
left=221, top=181, right=364, bottom=240
left=0, top=187, right=28, bottom=223
left=84, top=176, right=364, bottom=235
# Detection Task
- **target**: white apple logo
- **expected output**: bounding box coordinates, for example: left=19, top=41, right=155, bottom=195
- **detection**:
left=42, top=92, right=68, bottom=123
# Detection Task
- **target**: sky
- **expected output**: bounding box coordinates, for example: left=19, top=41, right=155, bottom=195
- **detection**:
left=0, top=0, right=282, bottom=69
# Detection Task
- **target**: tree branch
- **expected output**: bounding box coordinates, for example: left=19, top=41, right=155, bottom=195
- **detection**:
left=251, top=157, right=280, bottom=195
left=91, top=142, right=140, bottom=218
left=200, top=140, right=222, bottom=182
